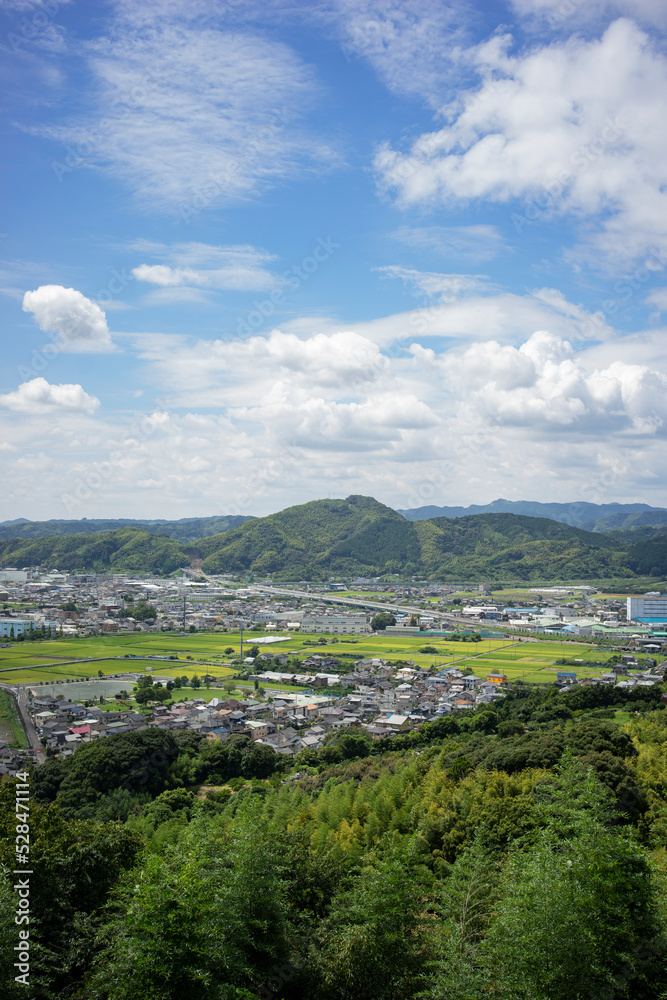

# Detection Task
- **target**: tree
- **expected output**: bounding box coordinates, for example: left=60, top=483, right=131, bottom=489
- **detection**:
left=307, top=843, right=433, bottom=999
left=191, top=675, right=201, bottom=689
left=224, top=647, right=234, bottom=654
left=84, top=818, right=290, bottom=1000
left=371, top=612, right=396, bottom=631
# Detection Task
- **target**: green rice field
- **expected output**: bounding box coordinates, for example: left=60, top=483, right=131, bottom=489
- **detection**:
left=0, top=629, right=623, bottom=687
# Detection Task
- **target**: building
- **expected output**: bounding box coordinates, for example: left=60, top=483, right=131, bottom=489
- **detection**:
left=486, top=673, right=508, bottom=685
left=0, top=619, right=34, bottom=637
left=300, top=613, right=369, bottom=634
left=627, top=597, right=667, bottom=624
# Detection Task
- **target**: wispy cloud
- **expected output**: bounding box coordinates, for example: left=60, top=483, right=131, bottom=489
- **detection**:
left=389, top=224, right=506, bottom=262
left=130, top=241, right=280, bottom=291
left=329, top=0, right=473, bottom=108
left=32, top=6, right=341, bottom=213
left=376, top=265, right=490, bottom=302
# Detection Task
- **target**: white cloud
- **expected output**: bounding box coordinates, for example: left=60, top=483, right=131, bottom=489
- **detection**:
left=131, top=241, right=279, bottom=291
left=331, top=0, right=471, bottom=107
left=389, top=225, right=506, bottom=261
left=374, top=18, right=667, bottom=268
left=22, top=285, right=115, bottom=352
left=0, top=378, right=100, bottom=415
left=510, top=0, right=667, bottom=31
left=452, top=331, right=667, bottom=431
left=377, top=265, right=490, bottom=302
left=34, top=11, right=340, bottom=213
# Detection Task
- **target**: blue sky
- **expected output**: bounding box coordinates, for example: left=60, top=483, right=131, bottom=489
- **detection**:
left=2, top=0, right=667, bottom=521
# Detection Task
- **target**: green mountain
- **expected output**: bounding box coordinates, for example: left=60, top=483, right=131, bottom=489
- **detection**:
left=195, top=495, right=666, bottom=581
left=0, top=514, right=252, bottom=543
left=0, top=527, right=190, bottom=575
left=2, top=496, right=667, bottom=580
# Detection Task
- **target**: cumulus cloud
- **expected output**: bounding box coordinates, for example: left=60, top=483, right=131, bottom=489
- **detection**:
left=374, top=18, right=667, bottom=267
left=453, top=331, right=667, bottom=431
left=0, top=378, right=100, bottom=414
left=22, top=285, right=114, bottom=352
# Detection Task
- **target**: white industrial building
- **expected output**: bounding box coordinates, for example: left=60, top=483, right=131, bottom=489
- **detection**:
left=300, top=613, right=369, bottom=634
left=627, top=596, right=667, bottom=624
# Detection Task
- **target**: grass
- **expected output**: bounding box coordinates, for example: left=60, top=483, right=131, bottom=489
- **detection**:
left=0, top=689, right=27, bottom=748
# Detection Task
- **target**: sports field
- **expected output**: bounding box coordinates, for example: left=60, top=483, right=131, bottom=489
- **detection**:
left=0, top=629, right=622, bottom=687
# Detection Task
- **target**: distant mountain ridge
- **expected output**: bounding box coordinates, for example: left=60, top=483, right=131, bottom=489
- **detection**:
left=0, top=515, right=253, bottom=544
left=397, top=499, right=667, bottom=532
left=2, top=496, right=667, bottom=580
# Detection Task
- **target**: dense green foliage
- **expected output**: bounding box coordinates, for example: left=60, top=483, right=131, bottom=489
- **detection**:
left=183, top=496, right=667, bottom=580
left=0, top=527, right=190, bottom=574
left=2, top=496, right=667, bottom=579
left=4, top=678, right=667, bottom=998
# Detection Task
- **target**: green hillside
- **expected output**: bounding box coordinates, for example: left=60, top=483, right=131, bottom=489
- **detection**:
left=196, top=496, right=660, bottom=581
left=1, top=496, right=667, bottom=580
left=0, top=527, right=189, bottom=575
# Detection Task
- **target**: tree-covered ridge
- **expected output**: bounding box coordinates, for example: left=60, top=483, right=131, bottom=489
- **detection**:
left=0, top=515, right=251, bottom=543
left=2, top=496, right=667, bottom=579
left=0, top=527, right=189, bottom=574
left=196, top=498, right=666, bottom=580
left=3, top=679, right=667, bottom=999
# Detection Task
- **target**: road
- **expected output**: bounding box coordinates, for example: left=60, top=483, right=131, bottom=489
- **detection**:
left=248, top=584, right=453, bottom=620
left=0, top=682, right=46, bottom=765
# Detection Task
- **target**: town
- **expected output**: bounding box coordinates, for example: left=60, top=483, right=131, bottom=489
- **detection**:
left=1, top=566, right=665, bottom=774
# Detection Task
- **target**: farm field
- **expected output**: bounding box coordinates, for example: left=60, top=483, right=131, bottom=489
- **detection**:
left=0, top=689, right=26, bottom=746
left=0, top=629, right=623, bottom=687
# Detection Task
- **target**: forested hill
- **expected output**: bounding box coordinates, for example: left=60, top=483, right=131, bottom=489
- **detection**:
left=0, top=514, right=251, bottom=543
left=2, top=495, right=667, bottom=579
left=0, top=527, right=190, bottom=575
left=4, top=679, right=666, bottom=998
left=195, top=495, right=666, bottom=580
